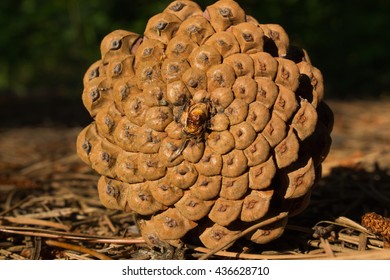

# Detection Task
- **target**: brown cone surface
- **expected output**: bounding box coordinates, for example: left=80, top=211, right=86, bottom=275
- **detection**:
left=77, top=0, right=333, bottom=249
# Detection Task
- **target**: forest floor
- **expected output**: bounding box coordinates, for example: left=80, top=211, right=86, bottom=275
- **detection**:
left=0, top=99, right=389, bottom=260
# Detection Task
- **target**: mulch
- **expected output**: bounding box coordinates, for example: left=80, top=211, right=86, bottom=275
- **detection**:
left=0, top=99, right=389, bottom=259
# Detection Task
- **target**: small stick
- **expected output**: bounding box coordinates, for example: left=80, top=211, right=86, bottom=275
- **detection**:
left=358, top=232, right=368, bottom=251
left=63, top=252, right=94, bottom=260
left=0, top=195, right=33, bottom=216
left=45, top=239, right=112, bottom=260
left=191, top=246, right=327, bottom=260
left=306, top=249, right=390, bottom=260
left=0, top=249, right=27, bottom=260
left=307, top=239, right=356, bottom=253
left=338, top=231, right=384, bottom=249
left=320, top=237, right=335, bottom=258
left=16, top=207, right=79, bottom=219
left=40, top=202, right=66, bottom=226
left=103, top=215, right=117, bottom=233
left=1, top=216, right=71, bottom=231
left=0, top=225, right=146, bottom=244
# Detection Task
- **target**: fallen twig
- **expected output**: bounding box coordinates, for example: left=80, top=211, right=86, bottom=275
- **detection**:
left=45, top=240, right=112, bottom=260
left=0, top=225, right=146, bottom=244
left=1, top=216, right=71, bottom=231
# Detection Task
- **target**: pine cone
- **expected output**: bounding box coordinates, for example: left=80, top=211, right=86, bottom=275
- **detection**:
left=77, top=0, right=333, bottom=249
left=362, top=212, right=390, bottom=241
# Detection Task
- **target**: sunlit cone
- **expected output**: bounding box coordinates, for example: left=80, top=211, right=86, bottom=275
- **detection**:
left=77, top=0, right=333, bottom=249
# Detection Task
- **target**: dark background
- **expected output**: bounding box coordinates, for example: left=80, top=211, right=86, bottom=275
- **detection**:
left=0, top=0, right=389, bottom=126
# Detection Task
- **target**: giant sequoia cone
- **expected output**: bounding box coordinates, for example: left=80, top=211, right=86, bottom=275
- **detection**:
left=77, top=0, right=333, bottom=249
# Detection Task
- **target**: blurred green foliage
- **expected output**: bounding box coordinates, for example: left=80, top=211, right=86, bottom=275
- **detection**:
left=0, top=0, right=389, bottom=99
